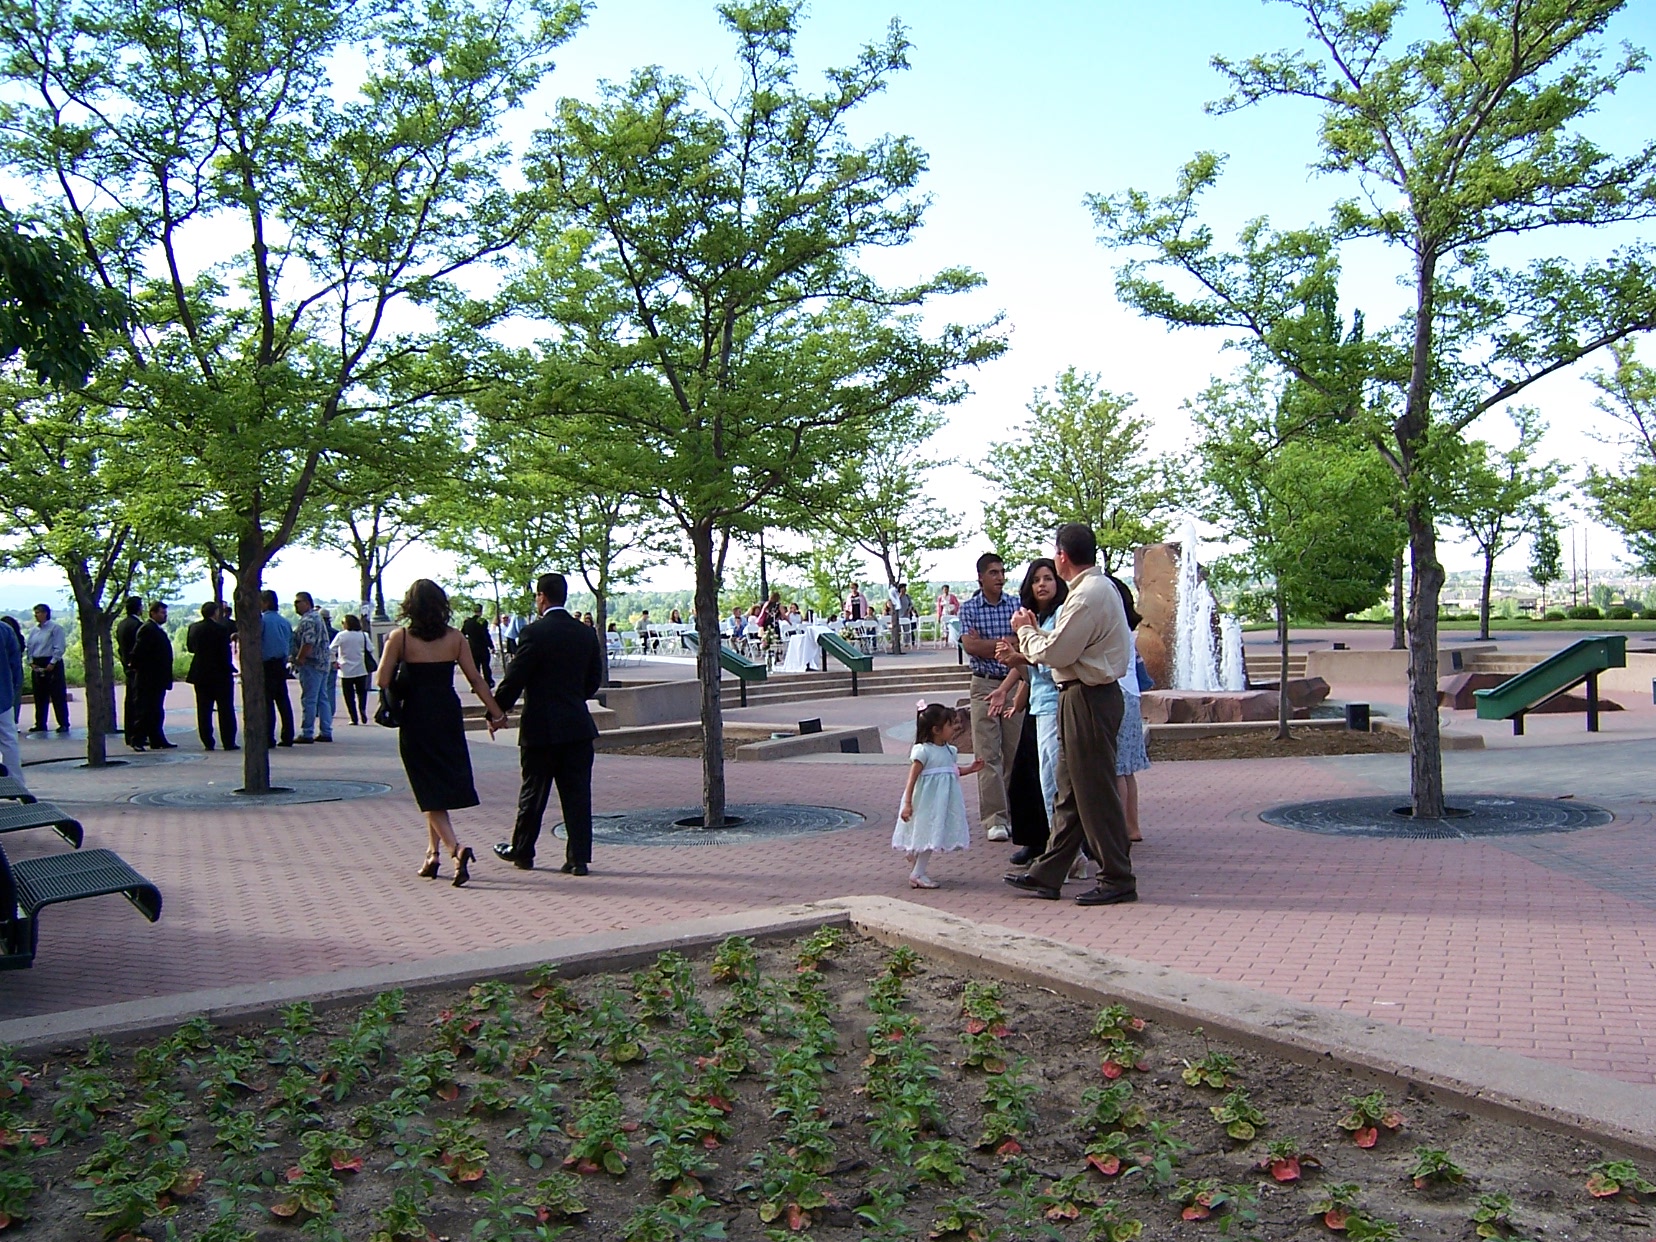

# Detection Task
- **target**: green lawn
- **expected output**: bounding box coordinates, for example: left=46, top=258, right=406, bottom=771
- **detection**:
left=1253, top=618, right=1656, bottom=633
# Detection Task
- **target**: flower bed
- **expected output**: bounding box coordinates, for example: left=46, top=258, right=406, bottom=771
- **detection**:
left=0, top=931, right=1648, bottom=1240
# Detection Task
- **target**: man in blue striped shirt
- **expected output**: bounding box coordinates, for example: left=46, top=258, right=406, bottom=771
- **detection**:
left=959, top=552, right=1024, bottom=842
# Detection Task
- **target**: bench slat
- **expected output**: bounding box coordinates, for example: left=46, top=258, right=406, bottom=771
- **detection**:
left=10, top=849, right=161, bottom=922
left=0, top=802, right=83, bottom=848
left=0, top=777, right=35, bottom=803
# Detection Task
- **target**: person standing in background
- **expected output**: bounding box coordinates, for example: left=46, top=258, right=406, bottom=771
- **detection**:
left=0, top=614, right=24, bottom=787
left=260, top=590, right=296, bottom=748
left=320, top=609, right=339, bottom=730
left=128, top=600, right=177, bottom=749
left=330, top=615, right=373, bottom=725
left=1, top=616, right=23, bottom=726
left=291, top=592, right=333, bottom=743
left=186, top=601, right=238, bottom=750
left=115, top=595, right=142, bottom=744
left=958, top=554, right=1023, bottom=844
left=461, top=603, right=495, bottom=687
left=24, top=604, right=69, bottom=734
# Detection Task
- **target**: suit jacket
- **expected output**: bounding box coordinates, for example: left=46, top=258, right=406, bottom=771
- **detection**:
left=186, top=618, right=235, bottom=687
left=115, top=613, right=142, bottom=669
left=460, top=615, right=494, bottom=659
left=493, top=608, right=601, bottom=748
left=130, top=619, right=175, bottom=691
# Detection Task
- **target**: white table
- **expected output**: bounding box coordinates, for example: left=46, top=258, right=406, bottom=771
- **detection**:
left=779, top=624, right=838, bottom=673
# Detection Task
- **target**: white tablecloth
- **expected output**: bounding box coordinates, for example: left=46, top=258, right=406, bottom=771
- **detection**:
left=780, top=624, right=838, bottom=673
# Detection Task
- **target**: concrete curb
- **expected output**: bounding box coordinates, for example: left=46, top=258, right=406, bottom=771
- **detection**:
left=6, top=896, right=1654, bottom=1161
left=0, top=905, right=847, bottom=1053
left=821, top=896, right=1656, bottom=1161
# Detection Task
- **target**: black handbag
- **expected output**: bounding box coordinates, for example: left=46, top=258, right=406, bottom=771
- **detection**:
left=373, top=661, right=406, bottom=728
left=364, top=643, right=379, bottom=675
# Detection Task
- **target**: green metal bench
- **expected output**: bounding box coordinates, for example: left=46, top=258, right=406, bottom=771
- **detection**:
left=682, top=632, right=769, bottom=706
left=0, top=844, right=162, bottom=970
left=1473, top=636, right=1628, bottom=735
left=0, top=802, right=84, bottom=849
left=0, top=775, right=35, bottom=803
left=817, top=631, right=875, bottom=696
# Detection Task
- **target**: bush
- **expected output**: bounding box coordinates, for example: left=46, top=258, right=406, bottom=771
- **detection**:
left=1608, top=607, right=1636, bottom=621
left=1565, top=605, right=1602, bottom=620
left=1642, top=609, right=1656, bottom=621
left=1544, top=610, right=1567, bottom=621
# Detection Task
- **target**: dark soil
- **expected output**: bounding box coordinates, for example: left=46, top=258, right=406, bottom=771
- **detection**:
left=604, top=737, right=747, bottom=760
left=1150, top=728, right=1410, bottom=763
left=3, top=933, right=1647, bottom=1241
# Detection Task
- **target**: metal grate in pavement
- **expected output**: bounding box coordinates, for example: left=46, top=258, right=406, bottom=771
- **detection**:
left=1261, top=795, right=1612, bottom=839
left=554, top=803, right=864, bottom=847
left=129, top=780, right=392, bottom=808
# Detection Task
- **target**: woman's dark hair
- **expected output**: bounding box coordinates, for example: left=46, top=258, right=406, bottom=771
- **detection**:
left=343, top=614, right=361, bottom=632
left=1018, top=557, right=1070, bottom=621
left=399, top=579, right=452, bottom=642
left=1109, top=575, right=1143, bottom=630
left=915, top=702, right=956, bottom=745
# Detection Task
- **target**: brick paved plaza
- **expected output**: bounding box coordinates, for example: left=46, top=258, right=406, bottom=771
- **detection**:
left=5, top=660, right=1656, bottom=1086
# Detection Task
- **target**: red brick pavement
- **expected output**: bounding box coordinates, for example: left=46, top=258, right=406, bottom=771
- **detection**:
left=5, top=747, right=1656, bottom=1085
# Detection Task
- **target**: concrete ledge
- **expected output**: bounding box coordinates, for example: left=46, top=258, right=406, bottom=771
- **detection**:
left=823, top=896, right=1656, bottom=1161
left=592, top=721, right=782, bottom=751
left=737, top=726, right=883, bottom=761
left=0, top=905, right=848, bottom=1053
left=1372, top=717, right=1485, bottom=749
left=1306, top=644, right=1495, bottom=684
left=596, top=678, right=703, bottom=728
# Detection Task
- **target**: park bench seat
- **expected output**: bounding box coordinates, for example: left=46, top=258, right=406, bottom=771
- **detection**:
left=0, top=776, right=36, bottom=803
left=0, top=845, right=161, bottom=970
left=0, top=801, right=83, bottom=848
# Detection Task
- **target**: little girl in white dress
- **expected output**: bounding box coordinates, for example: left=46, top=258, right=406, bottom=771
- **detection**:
left=895, top=702, right=984, bottom=888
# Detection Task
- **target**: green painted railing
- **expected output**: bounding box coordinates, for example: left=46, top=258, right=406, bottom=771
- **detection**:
left=1473, top=636, right=1626, bottom=735
left=681, top=632, right=767, bottom=705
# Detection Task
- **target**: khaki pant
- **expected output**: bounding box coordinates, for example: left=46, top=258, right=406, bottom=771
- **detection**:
left=1024, top=680, right=1134, bottom=892
left=970, top=674, right=1024, bottom=833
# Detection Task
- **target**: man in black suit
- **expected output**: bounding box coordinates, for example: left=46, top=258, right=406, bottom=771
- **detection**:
left=114, top=595, right=143, bottom=747
left=460, top=603, right=495, bottom=688
left=128, top=600, right=177, bottom=750
left=186, top=601, right=238, bottom=750
left=491, top=572, right=603, bottom=874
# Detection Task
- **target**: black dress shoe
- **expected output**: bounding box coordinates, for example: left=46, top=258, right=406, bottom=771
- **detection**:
left=1074, top=885, right=1138, bottom=907
left=1008, top=846, right=1037, bottom=866
left=128, top=742, right=148, bottom=752
left=493, top=843, right=533, bottom=870
left=1002, top=873, right=1061, bottom=900
left=153, top=740, right=178, bottom=749
left=278, top=739, right=294, bottom=748
left=224, top=743, right=240, bottom=751
left=566, top=864, right=588, bottom=877
left=294, top=736, right=315, bottom=744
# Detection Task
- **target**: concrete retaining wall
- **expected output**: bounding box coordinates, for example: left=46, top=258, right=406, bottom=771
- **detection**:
left=596, top=678, right=702, bottom=727
left=1599, top=651, right=1656, bottom=699
left=1304, top=644, right=1495, bottom=685
left=737, top=726, right=883, bottom=761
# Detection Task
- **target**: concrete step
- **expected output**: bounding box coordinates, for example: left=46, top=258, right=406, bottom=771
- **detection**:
left=720, top=668, right=971, bottom=710
left=1459, top=654, right=1544, bottom=675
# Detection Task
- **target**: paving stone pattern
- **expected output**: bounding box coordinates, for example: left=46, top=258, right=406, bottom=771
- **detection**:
left=6, top=684, right=1656, bottom=1087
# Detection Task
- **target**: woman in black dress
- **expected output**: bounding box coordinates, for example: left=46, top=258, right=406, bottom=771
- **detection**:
left=379, top=580, right=507, bottom=886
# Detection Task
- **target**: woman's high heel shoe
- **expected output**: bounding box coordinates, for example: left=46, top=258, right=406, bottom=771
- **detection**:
left=452, top=847, right=474, bottom=888
left=417, top=852, right=440, bottom=879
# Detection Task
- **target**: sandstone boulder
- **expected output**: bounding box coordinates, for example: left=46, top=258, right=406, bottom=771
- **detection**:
left=1139, top=689, right=1279, bottom=724
left=1133, top=543, right=1179, bottom=692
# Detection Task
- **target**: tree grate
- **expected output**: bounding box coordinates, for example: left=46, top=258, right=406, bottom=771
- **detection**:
left=553, top=803, right=864, bottom=847
left=1261, top=796, right=1612, bottom=839
left=129, top=780, right=392, bottom=808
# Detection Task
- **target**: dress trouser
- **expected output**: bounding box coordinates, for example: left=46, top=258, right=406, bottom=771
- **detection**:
left=121, top=664, right=138, bottom=743
left=1023, top=681, right=1134, bottom=892
left=510, top=740, right=595, bottom=866
left=30, top=663, right=69, bottom=730
left=969, top=674, right=1024, bottom=831
left=131, top=681, right=169, bottom=746
left=263, top=659, right=295, bottom=745
left=0, top=711, right=23, bottom=791
left=195, top=677, right=237, bottom=748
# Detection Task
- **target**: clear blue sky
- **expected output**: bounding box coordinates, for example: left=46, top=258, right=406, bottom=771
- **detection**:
left=4, top=0, right=1653, bottom=608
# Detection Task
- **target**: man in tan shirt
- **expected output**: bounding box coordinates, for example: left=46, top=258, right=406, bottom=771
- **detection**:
left=998, top=523, right=1137, bottom=905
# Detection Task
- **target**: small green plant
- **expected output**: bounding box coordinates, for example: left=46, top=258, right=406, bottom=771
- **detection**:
left=1080, top=1081, right=1147, bottom=1133
left=795, top=925, right=845, bottom=970
left=0, top=1050, right=34, bottom=1102
left=928, top=1194, right=990, bottom=1240
left=1309, top=1182, right=1362, bottom=1230
left=0, top=1163, right=35, bottom=1229
left=1209, top=1089, right=1267, bottom=1141
left=1257, top=1137, right=1319, bottom=1183
left=435, top=1118, right=490, bottom=1184
left=368, top=1181, right=433, bottom=1242
left=885, top=945, right=923, bottom=977
left=1337, top=1091, right=1405, bottom=1147
left=1040, top=1172, right=1101, bottom=1221
left=710, top=936, right=759, bottom=984
left=1120, top=1120, right=1189, bottom=1191
left=1586, top=1158, right=1656, bottom=1198
left=563, top=1092, right=629, bottom=1176
left=1083, top=1130, right=1135, bottom=1176
left=1407, top=1145, right=1466, bottom=1188
left=51, top=1067, right=123, bottom=1143
left=1470, top=1191, right=1520, bottom=1238
left=1180, top=1049, right=1238, bottom=1089
left=1344, top=1214, right=1404, bottom=1241
left=524, top=1171, right=589, bottom=1220
left=1082, top=1199, right=1144, bottom=1242
left=1169, top=1177, right=1256, bottom=1225
left=1098, top=1037, right=1147, bottom=1079
left=82, top=1150, right=202, bottom=1240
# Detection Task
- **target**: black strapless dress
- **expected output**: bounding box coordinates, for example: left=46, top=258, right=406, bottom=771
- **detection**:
left=396, top=661, right=479, bottom=812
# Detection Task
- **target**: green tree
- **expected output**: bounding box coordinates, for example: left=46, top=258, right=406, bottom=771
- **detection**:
left=1442, top=408, right=1562, bottom=639
left=0, top=0, right=585, bottom=792
left=518, top=1, right=1003, bottom=827
left=772, top=538, right=868, bottom=620
left=1584, top=339, right=1656, bottom=574
left=1193, top=364, right=1398, bottom=736
left=0, top=203, right=127, bottom=387
left=1528, top=507, right=1564, bottom=613
left=0, top=378, right=189, bottom=764
left=974, top=368, right=1175, bottom=572
left=1092, top=0, right=1656, bottom=817
left=809, top=411, right=962, bottom=652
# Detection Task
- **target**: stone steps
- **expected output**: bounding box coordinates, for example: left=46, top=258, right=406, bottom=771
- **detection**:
left=720, top=667, right=971, bottom=710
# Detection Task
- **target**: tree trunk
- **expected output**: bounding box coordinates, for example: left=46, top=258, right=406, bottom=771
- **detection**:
left=885, top=563, right=904, bottom=656
left=691, top=523, right=728, bottom=828
left=359, top=560, right=374, bottom=616
left=210, top=561, right=225, bottom=611
left=1479, top=547, right=1495, bottom=641
left=374, top=574, right=387, bottom=619
left=234, top=542, right=274, bottom=794
left=1405, top=501, right=1447, bottom=818
left=64, top=566, right=113, bottom=767
left=1391, top=553, right=1406, bottom=650
left=1275, top=580, right=1291, bottom=742
left=595, top=589, right=612, bottom=688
